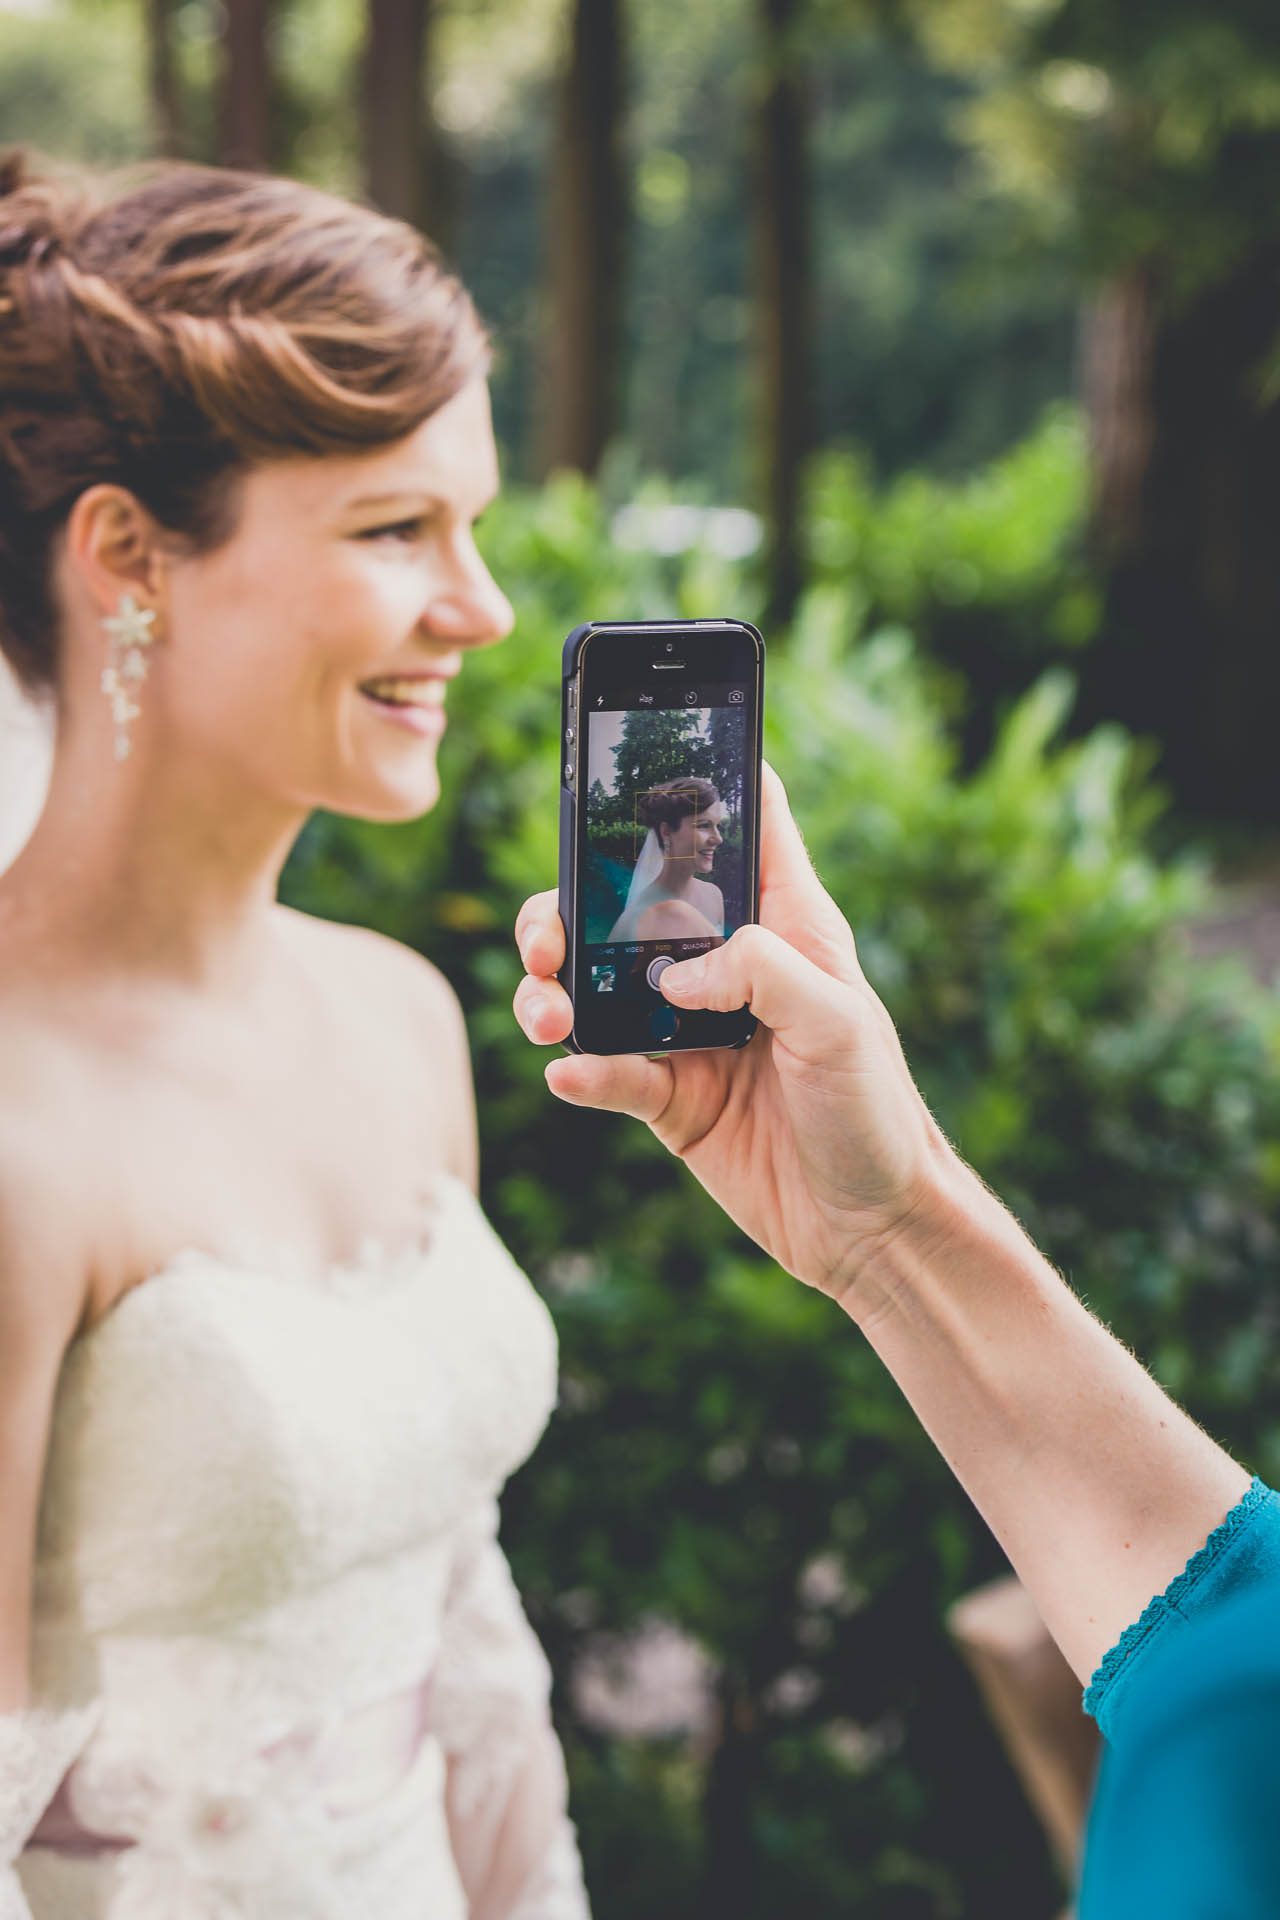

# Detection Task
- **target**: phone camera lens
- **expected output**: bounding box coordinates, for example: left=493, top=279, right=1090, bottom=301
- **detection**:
left=665, top=642, right=673, bottom=652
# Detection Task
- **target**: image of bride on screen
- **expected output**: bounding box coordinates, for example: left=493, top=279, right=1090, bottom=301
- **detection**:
left=606, top=778, right=727, bottom=943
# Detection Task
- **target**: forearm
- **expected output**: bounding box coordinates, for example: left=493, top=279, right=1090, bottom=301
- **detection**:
left=445, top=1719, right=569, bottom=1920
left=843, top=1145, right=1251, bottom=1686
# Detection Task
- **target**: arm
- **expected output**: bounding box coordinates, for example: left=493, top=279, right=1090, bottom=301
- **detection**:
left=844, top=1145, right=1251, bottom=1688
left=513, top=762, right=1259, bottom=1704
left=0, top=1151, right=105, bottom=1914
left=432, top=1499, right=589, bottom=1920
left=396, top=946, right=588, bottom=1916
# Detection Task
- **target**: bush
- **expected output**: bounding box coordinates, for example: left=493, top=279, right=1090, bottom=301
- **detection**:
left=281, top=470, right=1280, bottom=1920
left=808, top=404, right=1100, bottom=766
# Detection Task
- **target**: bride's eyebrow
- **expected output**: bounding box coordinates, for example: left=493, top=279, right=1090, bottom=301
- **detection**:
left=346, top=489, right=497, bottom=517
left=346, top=490, right=445, bottom=512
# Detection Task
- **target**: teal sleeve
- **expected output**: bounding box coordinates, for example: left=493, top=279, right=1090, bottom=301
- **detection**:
left=1077, top=1478, right=1280, bottom=1920
left=1080, top=1476, right=1280, bottom=1744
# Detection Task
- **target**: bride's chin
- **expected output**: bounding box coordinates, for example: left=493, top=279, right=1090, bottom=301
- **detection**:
left=335, top=766, right=442, bottom=824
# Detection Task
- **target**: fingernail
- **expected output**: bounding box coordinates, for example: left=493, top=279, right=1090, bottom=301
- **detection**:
left=663, top=957, right=705, bottom=992
left=517, top=928, right=534, bottom=967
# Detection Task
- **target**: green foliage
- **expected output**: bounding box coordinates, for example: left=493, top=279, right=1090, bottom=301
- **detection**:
left=281, top=460, right=1280, bottom=1918
left=0, top=1, right=148, bottom=164
left=911, top=0, right=1280, bottom=295
left=810, top=403, right=1093, bottom=648
left=809, top=403, right=1099, bottom=760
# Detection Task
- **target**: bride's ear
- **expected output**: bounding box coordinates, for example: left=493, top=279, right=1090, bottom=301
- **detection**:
left=60, top=485, right=170, bottom=624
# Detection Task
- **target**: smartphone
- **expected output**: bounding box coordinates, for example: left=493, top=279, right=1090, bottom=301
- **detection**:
left=557, top=618, right=764, bottom=1056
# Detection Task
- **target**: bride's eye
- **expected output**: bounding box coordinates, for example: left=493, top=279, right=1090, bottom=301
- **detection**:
left=358, top=516, right=434, bottom=543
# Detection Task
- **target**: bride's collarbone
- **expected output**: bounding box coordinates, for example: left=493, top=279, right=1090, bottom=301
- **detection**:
left=0, top=919, right=457, bottom=1323
left=0, top=1019, right=445, bottom=1334
left=87, top=1135, right=448, bottom=1330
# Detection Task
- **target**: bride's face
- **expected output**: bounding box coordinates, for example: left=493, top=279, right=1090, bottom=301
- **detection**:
left=154, top=373, right=513, bottom=822
left=661, top=807, right=724, bottom=871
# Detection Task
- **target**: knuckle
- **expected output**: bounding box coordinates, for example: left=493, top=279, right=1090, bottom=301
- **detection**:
left=513, top=975, right=544, bottom=1020
left=515, top=889, right=558, bottom=938
left=732, top=922, right=770, bottom=958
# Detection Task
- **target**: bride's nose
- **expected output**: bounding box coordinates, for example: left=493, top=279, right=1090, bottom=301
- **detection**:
left=422, top=544, right=514, bottom=649
left=425, top=592, right=512, bottom=647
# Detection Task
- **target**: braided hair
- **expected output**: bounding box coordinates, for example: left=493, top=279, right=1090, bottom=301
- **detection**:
left=0, top=148, right=488, bottom=704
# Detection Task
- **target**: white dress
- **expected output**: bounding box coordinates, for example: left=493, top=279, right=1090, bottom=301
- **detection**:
left=0, top=1170, right=591, bottom=1920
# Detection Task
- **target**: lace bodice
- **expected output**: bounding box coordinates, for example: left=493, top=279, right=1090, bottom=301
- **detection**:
left=1, top=1171, right=590, bottom=1919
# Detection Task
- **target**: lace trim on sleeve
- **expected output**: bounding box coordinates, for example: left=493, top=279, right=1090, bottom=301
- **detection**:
left=1082, top=1476, right=1271, bottom=1723
left=505, top=1818, right=592, bottom=1920
left=431, top=1500, right=554, bottom=1822
left=1, top=1699, right=106, bottom=1920
left=431, top=1500, right=591, bottom=1915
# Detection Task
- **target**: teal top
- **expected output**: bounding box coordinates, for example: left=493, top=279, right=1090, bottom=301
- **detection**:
left=1078, top=1476, right=1280, bottom=1916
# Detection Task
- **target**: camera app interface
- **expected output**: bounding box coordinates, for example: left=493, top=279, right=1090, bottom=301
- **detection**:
left=582, top=681, right=750, bottom=1005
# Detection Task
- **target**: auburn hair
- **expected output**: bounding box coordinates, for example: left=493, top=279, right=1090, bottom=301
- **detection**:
left=636, top=778, right=723, bottom=846
left=0, top=148, right=489, bottom=703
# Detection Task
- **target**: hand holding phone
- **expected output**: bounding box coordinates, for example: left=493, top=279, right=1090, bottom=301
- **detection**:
left=514, top=759, right=953, bottom=1307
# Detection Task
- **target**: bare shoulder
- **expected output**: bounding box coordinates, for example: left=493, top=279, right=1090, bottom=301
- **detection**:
left=277, top=907, right=478, bottom=1191
left=0, top=983, right=123, bottom=1345
left=279, top=905, right=463, bottom=1028
left=0, top=1113, right=95, bottom=1359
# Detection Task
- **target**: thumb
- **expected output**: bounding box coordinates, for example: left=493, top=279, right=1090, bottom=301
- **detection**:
left=659, top=924, right=856, bottom=1060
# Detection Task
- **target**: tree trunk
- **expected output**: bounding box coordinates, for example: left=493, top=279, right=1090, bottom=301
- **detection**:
left=698, top=1667, right=761, bottom=1912
left=948, top=1574, right=1099, bottom=1892
left=538, top=0, right=626, bottom=478
left=363, top=0, right=441, bottom=236
left=753, top=0, right=813, bottom=629
left=1077, top=237, right=1280, bottom=826
left=145, top=0, right=183, bottom=157
left=218, top=0, right=274, bottom=171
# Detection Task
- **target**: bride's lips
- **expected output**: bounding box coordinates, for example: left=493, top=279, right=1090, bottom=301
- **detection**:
left=360, top=693, right=446, bottom=734
left=357, top=662, right=459, bottom=736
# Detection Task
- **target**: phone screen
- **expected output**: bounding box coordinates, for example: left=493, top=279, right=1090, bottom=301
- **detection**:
left=561, top=620, right=763, bottom=1056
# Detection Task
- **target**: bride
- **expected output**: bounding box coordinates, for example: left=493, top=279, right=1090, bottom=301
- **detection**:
left=0, top=153, right=589, bottom=1918
left=605, top=779, right=727, bottom=944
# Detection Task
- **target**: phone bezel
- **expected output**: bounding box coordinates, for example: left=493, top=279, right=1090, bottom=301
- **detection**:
left=558, top=618, right=764, bottom=1057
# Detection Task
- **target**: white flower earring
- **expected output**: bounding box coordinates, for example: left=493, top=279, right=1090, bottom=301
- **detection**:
left=100, top=592, right=159, bottom=762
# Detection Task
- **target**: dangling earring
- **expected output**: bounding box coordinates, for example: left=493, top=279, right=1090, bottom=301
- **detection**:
left=100, top=592, right=158, bottom=762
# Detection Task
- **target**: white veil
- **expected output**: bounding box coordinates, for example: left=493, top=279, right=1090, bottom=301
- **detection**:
left=620, top=825, right=666, bottom=923
left=0, top=653, right=53, bottom=876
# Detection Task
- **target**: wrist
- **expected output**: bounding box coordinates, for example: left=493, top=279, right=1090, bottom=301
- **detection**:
left=831, top=1143, right=1016, bottom=1332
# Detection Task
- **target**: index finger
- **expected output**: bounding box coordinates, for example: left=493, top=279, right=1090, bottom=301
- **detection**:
left=759, top=758, right=822, bottom=901
left=514, top=888, right=565, bottom=976
left=757, top=758, right=862, bottom=985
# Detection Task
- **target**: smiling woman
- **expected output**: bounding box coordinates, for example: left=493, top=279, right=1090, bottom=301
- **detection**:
left=0, top=149, right=583, bottom=1920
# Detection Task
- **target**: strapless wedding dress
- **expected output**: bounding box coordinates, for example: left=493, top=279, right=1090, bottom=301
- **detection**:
left=1, top=1171, right=590, bottom=1920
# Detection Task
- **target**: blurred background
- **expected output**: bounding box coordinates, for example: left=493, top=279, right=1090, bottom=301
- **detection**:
left=2, top=0, right=1279, bottom=1913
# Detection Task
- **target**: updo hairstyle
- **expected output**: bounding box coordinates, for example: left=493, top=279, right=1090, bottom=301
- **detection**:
left=636, top=777, right=724, bottom=852
left=0, top=148, right=489, bottom=707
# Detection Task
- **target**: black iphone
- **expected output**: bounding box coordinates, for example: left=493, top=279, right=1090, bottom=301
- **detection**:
left=557, top=618, right=764, bottom=1056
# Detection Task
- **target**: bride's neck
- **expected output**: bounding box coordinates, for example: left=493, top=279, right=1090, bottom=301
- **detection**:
left=656, top=859, right=697, bottom=899
left=0, top=725, right=300, bottom=998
